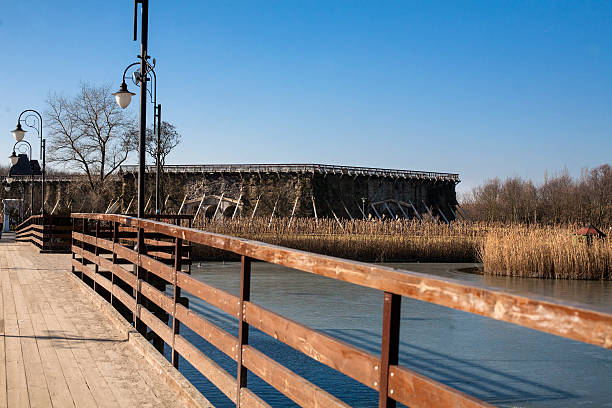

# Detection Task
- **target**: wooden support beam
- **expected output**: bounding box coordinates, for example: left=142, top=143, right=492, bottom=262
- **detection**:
left=268, top=197, right=278, bottom=228
left=212, top=192, right=225, bottom=220
left=402, top=200, right=422, bottom=222
left=357, top=200, right=367, bottom=219
left=457, top=204, right=473, bottom=222
left=383, top=202, right=397, bottom=221
left=448, top=205, right=458, bottom=220
left=106, top=196, right=122, bottom=214
left=193, top=194, right=206, bottom=220
left=177, top=194, right=187, bottom=215
left=124, top=196, right=134, bottom=214
left=232, top=193, right=243, bottom=219
left=287, top=195, right=299, bottom=228
left=163, top=194, right=171, bottom=212
left=311, top=196, right=318, bottom=223
left=105, top=197, right=115, bottom=214
left=371, top=203, right=382, bottom=220
left=395, top=201, right=409, bottom=220
left=341, top=200, right=354, bottom=221
left=437, top=205, right=450, bottom=225
left=422, top=200, right=434, bottom=219
left=326, top=200, right=345, bottom=230
left=50, top=198, right=61, bottom=215
left=144, top=194, right=152, bottom=213
left=249, top=195, right=261, bottom=224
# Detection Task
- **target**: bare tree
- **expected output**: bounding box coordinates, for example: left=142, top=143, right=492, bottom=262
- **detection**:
left=46, top=83, right=137, bottom=189
left=145, top=121, right=181, bottom=167
left=461, top=164, right=612, bottom=226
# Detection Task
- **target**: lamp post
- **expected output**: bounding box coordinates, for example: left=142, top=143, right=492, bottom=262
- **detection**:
left=9, top=140, right=34, bottom=217
left=113, top=59, right=163, bottom=214
left=11, top=110, right=45, bottom=214
left=111, top=0, right=154, bottom=219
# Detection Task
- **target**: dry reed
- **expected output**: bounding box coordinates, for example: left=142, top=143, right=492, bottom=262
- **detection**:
left=192, top=216, right=611, bottom=279
left=193, top=217, right=481, bottom=262
left=478, top=225, right=611, bottom=279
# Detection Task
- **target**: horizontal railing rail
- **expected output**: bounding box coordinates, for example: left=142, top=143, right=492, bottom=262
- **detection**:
left=120, top=163, right=460, bottom=182
left=4, top=174, right=84, bottom=182
left=70, top=213, right=611, bottom=408
left=16, top=214, right=73, bottom=253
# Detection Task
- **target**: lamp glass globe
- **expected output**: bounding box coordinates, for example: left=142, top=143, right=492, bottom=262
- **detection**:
left=113, top=84, right=136, bottom=109
left=11, top=127, right=25, bottom=142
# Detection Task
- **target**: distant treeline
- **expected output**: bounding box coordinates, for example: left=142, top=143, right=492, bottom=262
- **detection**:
left=461, top=164, right=611, bottom=226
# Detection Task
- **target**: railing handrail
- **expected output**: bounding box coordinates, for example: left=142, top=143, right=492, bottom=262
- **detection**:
left=71, top=213, right=611, bottom=349
left=16, top=214, right=72, bottom=230
left=69, top=213, right=612, bottom=408
left=119, top=163, right=461, bottom=181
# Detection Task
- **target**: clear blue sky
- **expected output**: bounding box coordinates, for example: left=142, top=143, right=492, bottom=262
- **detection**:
left=1, top=1, right=611, bottom=195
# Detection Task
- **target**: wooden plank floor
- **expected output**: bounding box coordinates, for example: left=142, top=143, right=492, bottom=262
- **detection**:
left=0, top=234, right=189, bottom=408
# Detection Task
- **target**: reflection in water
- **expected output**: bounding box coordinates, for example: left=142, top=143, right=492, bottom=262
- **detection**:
left=170, top=262, right=612, bottom=408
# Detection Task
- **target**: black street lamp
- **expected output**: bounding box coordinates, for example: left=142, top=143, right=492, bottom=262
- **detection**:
left=113, top=59, right=163, bottom=214
left=11, top=109, right=46, bottom=214
left=8, top=140, right=35, bottom=216
left=111, top=0, right=154, bottom=219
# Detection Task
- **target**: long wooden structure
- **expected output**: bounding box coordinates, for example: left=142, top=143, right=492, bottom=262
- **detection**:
left=69, top=213, right=612, bottom=408
left=15, top=215, right=72, bottom=253
left=120, top=163, right=460, bottom=182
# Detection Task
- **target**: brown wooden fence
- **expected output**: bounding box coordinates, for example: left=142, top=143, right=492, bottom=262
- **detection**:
left=70, top=213, right=612, bottom=408
left=16, top=215, right=72, bottom=253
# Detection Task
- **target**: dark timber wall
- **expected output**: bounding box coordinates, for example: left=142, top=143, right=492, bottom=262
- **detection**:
left=120, top=164, right=459, bottom=220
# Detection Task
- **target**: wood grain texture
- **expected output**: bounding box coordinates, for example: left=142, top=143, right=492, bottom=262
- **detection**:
left=0, top=240, right=190, bottom=407
left=243, top=301, right=380, bottom=390
left=242, top=345, right=350, bottom=408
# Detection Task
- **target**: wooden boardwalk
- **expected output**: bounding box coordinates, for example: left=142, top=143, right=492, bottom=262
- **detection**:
left=0, top=235, right=201, bottom=408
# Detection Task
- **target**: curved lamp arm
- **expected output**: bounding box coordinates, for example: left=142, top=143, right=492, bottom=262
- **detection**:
left=12, top=140, right=33, bottom=158
left=116, top=60, right=158, bottom=122
left=17, top=110, right=43, bottom=139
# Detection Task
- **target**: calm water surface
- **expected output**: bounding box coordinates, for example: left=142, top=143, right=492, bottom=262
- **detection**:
left=170, top=261, right=612, bottom=407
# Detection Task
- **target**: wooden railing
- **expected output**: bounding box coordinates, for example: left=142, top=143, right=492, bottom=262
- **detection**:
left=16, top=215, right=72, bottom=253
left=70, top=213, right=612, bottom=408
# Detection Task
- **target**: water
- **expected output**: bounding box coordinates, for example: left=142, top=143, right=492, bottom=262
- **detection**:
left=169, top=262, right=612, bottom=407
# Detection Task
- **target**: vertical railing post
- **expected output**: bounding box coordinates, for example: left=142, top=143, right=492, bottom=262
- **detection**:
left=236, top=255, right=251, bottom=407
left=40, top=216, right=45, bottom=251
left=93, top=220, right=100, bottom=292
left=111, top=221, right=119, bottom=307
left=71, top=217, right=75, bottom=275
left=379, top=292, right=401, bottom=408
left=171, top=236, right=183, bottom=369
left=134, top=225, right=145, bottom=334
left=80, top=218, right=87, bottom=281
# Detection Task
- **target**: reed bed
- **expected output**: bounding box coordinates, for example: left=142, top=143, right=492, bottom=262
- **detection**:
left=478, top=225, right=611, bottom=279
left=192, top=217, right=611, bottom=279
left=193, top=217, right=482, bottom=262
